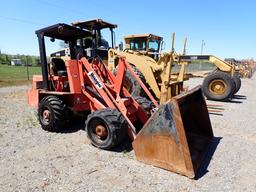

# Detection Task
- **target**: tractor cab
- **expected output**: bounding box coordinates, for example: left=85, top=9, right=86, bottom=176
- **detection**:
left=124, top=34, right=163, bottom=60
left=35, top=23, right=92, bottom=91
left=72, top=19, right=117, bottom=62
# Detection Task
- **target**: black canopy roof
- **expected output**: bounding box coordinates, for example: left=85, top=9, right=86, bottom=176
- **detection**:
left=72, top=19, right=117, bottom=30
left=35, top=23, right=92, bottom=41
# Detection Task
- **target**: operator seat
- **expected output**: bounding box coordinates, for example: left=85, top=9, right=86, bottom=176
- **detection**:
left=51, top=58, right=67, bottom=76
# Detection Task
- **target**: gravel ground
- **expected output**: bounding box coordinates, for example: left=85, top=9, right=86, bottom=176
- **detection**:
left=0, top=75, right=256, bottom=192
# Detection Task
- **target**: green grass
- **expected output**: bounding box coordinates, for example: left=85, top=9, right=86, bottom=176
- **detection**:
left=0, top=64, right=41, bottom=87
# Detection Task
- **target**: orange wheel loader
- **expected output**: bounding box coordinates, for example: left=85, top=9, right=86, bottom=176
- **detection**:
left=28, top=23, right=214, bottom=178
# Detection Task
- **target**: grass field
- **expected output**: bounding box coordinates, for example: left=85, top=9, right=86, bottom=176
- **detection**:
left=0, top=62, right=216, bottom=87
left=0, top=65, right=41, bottom=87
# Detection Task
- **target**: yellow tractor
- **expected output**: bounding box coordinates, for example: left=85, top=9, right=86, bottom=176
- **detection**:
left=108, top=33, right=186, bottom=103
left=116, top=33, right=241, bottom=101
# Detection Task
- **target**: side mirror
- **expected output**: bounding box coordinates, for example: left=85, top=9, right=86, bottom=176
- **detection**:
left=161, top=41, right=165, bottom=50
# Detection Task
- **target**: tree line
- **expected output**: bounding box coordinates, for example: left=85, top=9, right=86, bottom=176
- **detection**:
left=0, top=52, right=40, bottom=66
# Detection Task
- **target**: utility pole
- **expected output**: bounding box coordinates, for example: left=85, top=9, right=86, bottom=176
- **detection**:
left=200, top=40, right=205, bottom=69
left=26, top=56, right=29, bottom=80
left=201, top=40, right=205, bottom=55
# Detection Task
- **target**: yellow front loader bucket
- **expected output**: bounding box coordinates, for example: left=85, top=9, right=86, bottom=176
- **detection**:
left=133, top=86, right=213, bottom=178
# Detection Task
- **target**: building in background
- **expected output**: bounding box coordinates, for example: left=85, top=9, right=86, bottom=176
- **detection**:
left=11, top=59, right=22, bottom=66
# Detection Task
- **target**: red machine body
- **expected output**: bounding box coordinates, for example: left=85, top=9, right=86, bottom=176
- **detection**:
left=28, top=57, right=158, bottom=140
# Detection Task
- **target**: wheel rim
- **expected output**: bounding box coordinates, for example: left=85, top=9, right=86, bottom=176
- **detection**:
left=41, top=109, right=51, bottom=125
left=209, top=79, right=227, bottom=95
left=89, top=118, right=109, bottom=143
left=95, top=125, right=108, bottom=138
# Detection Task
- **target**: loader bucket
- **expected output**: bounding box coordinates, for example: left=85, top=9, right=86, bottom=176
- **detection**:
left=133, top=86, right=213, bottom=178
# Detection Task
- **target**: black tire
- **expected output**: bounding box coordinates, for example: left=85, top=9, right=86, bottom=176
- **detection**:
left=232, top=72, right=241, bottom=94
left=114, top=66, right=146, bottom=97
left=38, top=96, right=68, bottom=132
left=202, top=71, right=235, bottom=101
left=85, top=108, right=128, bottom=149
left=134, top=96, right=154, bottom=115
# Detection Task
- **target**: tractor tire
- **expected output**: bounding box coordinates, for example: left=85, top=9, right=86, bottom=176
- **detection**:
left=232, top=72, right=241, bottom=94
left=85, top=108, right=128, bottom=150
left=202, top=71, right=235, bottom=101
left=114, top=66, right=146, bottom=97
left=134, top=96, right=154, bottom=115
left=38, top=96, right=68, bottom=132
